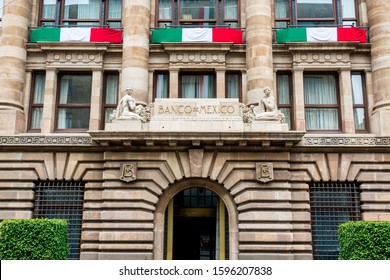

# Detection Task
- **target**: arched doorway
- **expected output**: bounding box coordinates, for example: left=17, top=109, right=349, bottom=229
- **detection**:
left=154, top=178, right=238, bottom=260
left=166, top=187, right=226, bottom=260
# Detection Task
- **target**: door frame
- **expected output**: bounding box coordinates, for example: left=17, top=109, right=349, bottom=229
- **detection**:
left=153, top=178, right=239, bottom=260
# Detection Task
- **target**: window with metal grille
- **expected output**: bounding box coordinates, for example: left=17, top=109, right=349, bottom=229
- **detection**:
left=309, top=181, right=361, bottom=260
left=33, top=180, right=85, bottom=260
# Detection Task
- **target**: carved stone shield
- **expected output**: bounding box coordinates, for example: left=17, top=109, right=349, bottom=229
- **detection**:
left=256, top=163, right=273, bottom=183
left=120, top=162, right=137, bottom=182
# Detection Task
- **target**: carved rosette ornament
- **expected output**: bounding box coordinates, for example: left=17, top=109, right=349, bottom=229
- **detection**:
left=256, top=163, right=274, bottom=183
left=120, top=162, right=137, bottom=182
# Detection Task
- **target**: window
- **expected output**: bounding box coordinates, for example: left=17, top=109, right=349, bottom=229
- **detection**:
left=226, top=72, right=241, bottom=100
left=101, top=72, right=119, bottom=128
left=39, top=0, right=122, bottom=28
left=275, top=0, right=358, bottom=27
left=180, top=73, right=215, bottom=98
left=154, top=72, right=169, bottom=99
left=276, top=73, right=293, bottom=129
left=309, top=181, right=361, bottom=260
left=29, top=73, right=46, bottom=131
left=351, top=72, right=368, bottom=132
left=157, top=0, right=239, bottom=27
left=56, top=73, right=92, bottom=131
left=33, top=180, right=85, bottom=260
left=304, top=73, right=340, bottom=131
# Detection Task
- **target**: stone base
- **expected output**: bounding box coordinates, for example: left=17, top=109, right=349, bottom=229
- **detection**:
left=247, top=120, right=289, bottom=132
left=0, top=109, right=25, bottom=134
left=105, top=119, right=143, bottom=131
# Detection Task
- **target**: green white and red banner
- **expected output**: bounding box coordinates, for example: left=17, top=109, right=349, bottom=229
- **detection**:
left=276, top=27, right=367, bottom=43
left=151, top=28, right=243, bottom=44
left=30, top=27, right=122, bottom=43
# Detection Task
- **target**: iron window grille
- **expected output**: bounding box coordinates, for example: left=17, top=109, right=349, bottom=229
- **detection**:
left=309, top=180, right=361, bottom=260
left=33, top=180, right=85, bottom=260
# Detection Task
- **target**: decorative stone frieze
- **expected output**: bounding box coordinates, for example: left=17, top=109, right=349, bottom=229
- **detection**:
left=0, top=135, right=93, bottom=146
left=302, top=136, right=390, bottom=147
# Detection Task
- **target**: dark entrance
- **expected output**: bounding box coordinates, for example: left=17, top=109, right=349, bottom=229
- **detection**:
left=171, top=187, right=219, bottom=260
left=173, top=216, right=216, bottom=260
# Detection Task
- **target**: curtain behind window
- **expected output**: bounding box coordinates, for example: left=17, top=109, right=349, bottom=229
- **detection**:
left=108, top=0, right=122, bottom=19
left=64, top=0, right=100, bottom=21
left=224, top=0, right=237, bottom=19
left=304, top=75, right=339, bottom=130
left=277, top=74, right=291, bottom=127
left=182, top=75, right=214, bottom=98
left=31, top=74, right=46, bottom=129
left=351, top=74, right=365, bottom=130
left=275, top=0, right=288, bottom=18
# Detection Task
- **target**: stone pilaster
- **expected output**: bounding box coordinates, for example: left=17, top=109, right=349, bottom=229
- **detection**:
left=121, top=0, right=150, bottom=103
left=367, top=0, right=390, bottom=135
left=245, top=0, right=273, bottom=93
left=0, top=0, right=31, bottom=133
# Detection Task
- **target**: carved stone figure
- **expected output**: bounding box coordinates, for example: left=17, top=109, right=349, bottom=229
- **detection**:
left=253, top=87, right=285, bottom=123
left=109, top=88, right=150, bottom=122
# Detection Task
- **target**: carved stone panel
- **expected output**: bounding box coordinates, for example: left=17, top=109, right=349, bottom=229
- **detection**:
left=120, top=162, right=137, bottom=182
left=256, top=163, right=274, bottom=183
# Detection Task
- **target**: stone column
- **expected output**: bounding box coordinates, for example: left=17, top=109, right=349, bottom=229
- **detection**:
left=41, top=69, right=57, bottom=133
left=89, top=70, right=103, bottom=130
left=245, top=0, right=273, bottom=96
left=216, top=69, right=226, bottom=99
left=367, top=0, right=390, bottom=135
left=339, top=69, right=355, bottom=133
left=292, top=68, right=305, bottom=131
left=169, top=69, right=179, bottom=98
left=0, top=0, right=31, bottom=133
left=121, top=0, right=150, bottom=103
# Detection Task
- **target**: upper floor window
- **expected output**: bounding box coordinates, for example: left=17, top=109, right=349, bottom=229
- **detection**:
left=56, top=73, right=92, bottom=131
left=275, top=0, right=358, bottom=27
left=39, top=0, right=122, bottom=28
left=351, top=72, right=368, bottom=132
left=304, top=73, right=340, bottom=132
left=154, top=72, right=169, bottom=100
left=180, top=73, right=215, bottom=98
left=101, top=72, right=119, bottom=129
left=29, top=73, right=46, bottom=131
left=226, top=72, right=241, bottom=101
left=157, top=0, right=239, bottom=27
left=276, top=72, right=293, bottom=129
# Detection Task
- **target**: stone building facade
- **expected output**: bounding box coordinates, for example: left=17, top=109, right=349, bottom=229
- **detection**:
left=0, top=0, right=389, bottom=260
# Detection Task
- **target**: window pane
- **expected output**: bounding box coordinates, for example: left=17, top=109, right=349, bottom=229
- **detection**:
left=227, top=74, right=239, bottom=98
left=64, top=0, right=100, bottom=20
left=277, top=75, right=290, bottom=105
left=354, top=108, right=365, bottom=130
left=58, top=108, right=90, bottom=129
left=275, top=0, right=289, bottom=19
left=60, top=75, right=92, bottom=104
left=351, top=74, right=364, bottom=104
left=105, top=74, right=118, bottom=104
left=224, top=0, right=238, bottom=20
left=304, top=75, right=337, bottom=105
left=182, top=75, right=214, bottom=98
left=341, top=0, right=356, bottom=19
left=180, top=0, right=216, bottom=20
left=42, top=0, right=56, bottom=19
left=108, top=0, right=122, bottom=19
left=159, top=0, right=172, bottom=20
left=156, top=74, right=169, bottom=98
left=33, top=74, right=46, bottom=104
left=104, top=108, right=115, bottom=124
left=31, top=108, right=43, bottom=129
left=297, top=0, right=334, bottom=19
left=305, top=108, right=339, bottom=130
left=281, top=108, right=291, bottom=129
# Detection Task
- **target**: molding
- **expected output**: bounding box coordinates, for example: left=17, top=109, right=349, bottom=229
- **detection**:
left=301, top=136, right=390, bottom=147
left=0, top=134, right=93, bottom=146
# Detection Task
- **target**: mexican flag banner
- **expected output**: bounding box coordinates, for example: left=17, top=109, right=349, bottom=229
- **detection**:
left=151, top=28, right=243, bottom=44
left=276, top=27, right=366, bottom=43
left=30, top=27, right=122, bottom=43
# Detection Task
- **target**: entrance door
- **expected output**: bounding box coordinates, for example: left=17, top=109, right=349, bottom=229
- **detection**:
left=173, top=216, right=216, bottom=260
left=165, top=187, right=227, bottom=260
